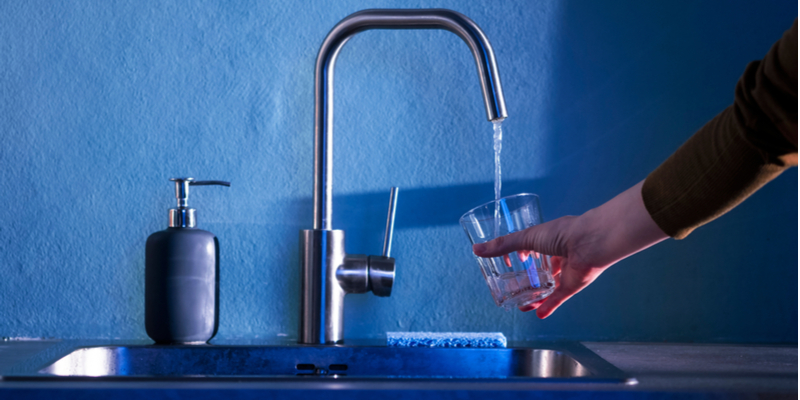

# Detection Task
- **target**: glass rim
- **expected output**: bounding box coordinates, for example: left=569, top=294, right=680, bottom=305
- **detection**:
left=459, top=193, right=540, bottom=223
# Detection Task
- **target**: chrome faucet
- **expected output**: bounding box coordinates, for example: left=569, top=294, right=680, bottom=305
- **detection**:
left=299, top=9, right=508, bottom=344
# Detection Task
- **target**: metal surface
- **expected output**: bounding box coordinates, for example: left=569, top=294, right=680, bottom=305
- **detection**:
left=172, top=178, right=193, bottom=208
left=3, top=342, right=631, bottom=383
left=300, top=230, right=346, bottom=344
left=367, top=256, right=394, bottom=297
left=337, top=255, right=395, bottom=298
left=312, top=9, right=507, bottom=231
left=170, top=178, right=196, bottom=228
left=337, top=188, right=398, bottom=297
left=302, top=8, right=507, bottom=345
left=7, top=340, right=800, bottom=394
left=382, top=187, right=398, bottom=258
left=167, top=178, right=230, bottom=228
left=168, top=208, right=196, bottom=229
left=338, top=255, right=370, bottom=294
left=301, top=189, right=397, bottom=344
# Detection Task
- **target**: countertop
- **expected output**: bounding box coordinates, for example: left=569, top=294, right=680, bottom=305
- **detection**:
left=0, top=340, right=795, bottom=399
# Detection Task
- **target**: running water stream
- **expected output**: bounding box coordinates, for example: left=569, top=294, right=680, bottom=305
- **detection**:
left=492, top=120, right=503, bottom=236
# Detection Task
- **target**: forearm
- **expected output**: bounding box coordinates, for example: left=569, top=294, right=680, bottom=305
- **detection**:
left=579, top=181, right=668, bottom=265
left=643, top=19, right=797, bottom=239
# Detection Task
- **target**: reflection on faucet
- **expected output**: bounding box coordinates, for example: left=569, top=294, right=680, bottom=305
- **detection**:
left=300, top=9, right=508, bottom=344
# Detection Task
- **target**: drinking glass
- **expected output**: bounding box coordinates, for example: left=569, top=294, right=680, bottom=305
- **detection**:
left=460, top=193, right=556, bottom=310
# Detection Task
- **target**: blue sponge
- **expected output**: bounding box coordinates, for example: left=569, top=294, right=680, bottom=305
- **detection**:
left=386, top=332, right=507, bottom=348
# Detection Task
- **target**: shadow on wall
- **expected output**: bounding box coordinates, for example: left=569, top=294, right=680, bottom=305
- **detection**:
left=296, top=178, right=546, bottom=231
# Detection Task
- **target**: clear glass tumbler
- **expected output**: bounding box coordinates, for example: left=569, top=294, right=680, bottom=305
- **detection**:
left=460, top=193, right=556, bottom=310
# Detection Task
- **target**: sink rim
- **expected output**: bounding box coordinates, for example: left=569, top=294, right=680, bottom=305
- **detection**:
left=0, top=340, right=636, bottom=385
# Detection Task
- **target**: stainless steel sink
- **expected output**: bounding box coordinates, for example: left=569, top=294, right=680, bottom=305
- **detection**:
left=2, top=342, right=635, bottom=383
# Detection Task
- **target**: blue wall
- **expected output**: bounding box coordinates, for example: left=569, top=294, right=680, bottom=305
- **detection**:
left=1, top=0, right=796, bottom=343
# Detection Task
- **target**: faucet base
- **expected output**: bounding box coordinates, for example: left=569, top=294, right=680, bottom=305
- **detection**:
left=299, top=229, right=346, bottom=344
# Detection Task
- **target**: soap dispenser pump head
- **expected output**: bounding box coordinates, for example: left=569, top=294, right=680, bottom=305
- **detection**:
left=168, top=178, right=230, bottom=228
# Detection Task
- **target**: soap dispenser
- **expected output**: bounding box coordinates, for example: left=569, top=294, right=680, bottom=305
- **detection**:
left=145, top=177, right=230, bottom=344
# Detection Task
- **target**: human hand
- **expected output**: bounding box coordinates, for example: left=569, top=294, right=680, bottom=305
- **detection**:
left=473, top=214, right=613, bottom=319
left=473, top=181, right=668, bottom=319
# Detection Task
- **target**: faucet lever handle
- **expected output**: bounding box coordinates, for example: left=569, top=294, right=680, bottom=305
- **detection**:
left=382, top=187, right=399, bottom=258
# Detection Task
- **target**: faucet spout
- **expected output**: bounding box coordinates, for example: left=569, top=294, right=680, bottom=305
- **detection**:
left=313, top=9, right=508, bottom=231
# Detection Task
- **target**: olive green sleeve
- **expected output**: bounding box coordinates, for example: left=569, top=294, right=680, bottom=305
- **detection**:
left=642, top=19, right=798, bottom=239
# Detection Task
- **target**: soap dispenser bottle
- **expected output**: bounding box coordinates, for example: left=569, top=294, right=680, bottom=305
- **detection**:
left=145, top=177, right=230, bottom=344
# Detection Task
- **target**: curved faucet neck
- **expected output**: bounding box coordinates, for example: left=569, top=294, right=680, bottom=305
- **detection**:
left=312, top=9, right=508, bottom=230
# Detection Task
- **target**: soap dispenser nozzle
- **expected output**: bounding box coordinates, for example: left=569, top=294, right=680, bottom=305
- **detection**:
left=169, top=178, right=230, bottom=228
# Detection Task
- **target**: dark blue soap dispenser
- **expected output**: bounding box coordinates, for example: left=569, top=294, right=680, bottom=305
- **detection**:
left=145, top=177, right=230, bottom=344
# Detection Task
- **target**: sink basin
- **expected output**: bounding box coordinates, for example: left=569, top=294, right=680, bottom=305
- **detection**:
left=3, top=342, right=634, bottom=383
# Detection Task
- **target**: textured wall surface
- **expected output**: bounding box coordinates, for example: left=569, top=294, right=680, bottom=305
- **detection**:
left=1, top=0, right=796, bottom=342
